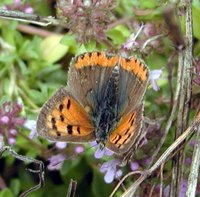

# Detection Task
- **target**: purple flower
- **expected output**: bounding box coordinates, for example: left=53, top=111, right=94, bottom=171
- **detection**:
left=189, top=139, right=195, bottom=147
left=149, top=69, right=163, bottom=91
left=14, top=0, right=20, bottom=5
left=91, top=141, right=113, bottom=159
left=164, top=185, right=170, bottom=197
left=180, top=179, right=187, bottom=197
left=155, top=184, right=170, bottom=197
left=47, top=154, right=65, bottom=171
left=24, top=6, right=33, bottom=14
left=185, top=157, right=192, bottom=165
left=0, top=116, right=10, bottom=124
left=123, top=25, right=144, bottom=51
left=100, top=159, right=122, bottom=183
left=143, top=157, right=152, bottom=165
left=130, top=161, right=139, bottom=171
left=23, top=119, right=37, bottom=139
left=55, top=142, right=67, bottom=149
left=8, top=137, right=16, bottom=145
left=123, top=34, right=140, bottom=51
left=94, top=147, right=113, bottom=158
left=0, top=102, right=25, bottom=145
left=4, top=0, right=33, bottom=14
left=75, top=145, right=84, bottom=154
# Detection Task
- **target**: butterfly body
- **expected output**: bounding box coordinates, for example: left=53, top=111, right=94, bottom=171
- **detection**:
left=92, top=65, right=120, bottom=147
left=37, top=52, right=149, bottom=156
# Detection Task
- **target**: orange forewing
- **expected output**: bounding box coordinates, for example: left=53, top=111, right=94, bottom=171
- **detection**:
left=37, top=88, right=95, bottom=142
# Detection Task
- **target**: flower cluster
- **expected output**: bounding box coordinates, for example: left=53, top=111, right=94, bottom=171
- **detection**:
left=100, top=159, right=122, bottom=183
left=123, top=22, right=164, bottom=54
left=3, top=0, right=33, bottom=14
left=0, top=102, right=25, bottom=146
left=57, top=0, right=115, bottom=43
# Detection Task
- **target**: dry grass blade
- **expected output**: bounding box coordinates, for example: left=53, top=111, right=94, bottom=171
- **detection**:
left=66, top=179, right=77, bottom=197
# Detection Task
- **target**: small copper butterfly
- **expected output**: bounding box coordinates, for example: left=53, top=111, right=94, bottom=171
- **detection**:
left=37, top=52, right=149, bottom=156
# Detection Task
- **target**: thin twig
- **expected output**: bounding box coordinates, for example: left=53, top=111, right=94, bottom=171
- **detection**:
left=183, top=0, right=193, bottom=129
left=109, top=171, right=142, bottom=197
left=141, top=34, right=165, bottom=52
left=0, top=9, right=60, bottom=26
left=17, top=23, right=61, bottom=37
left=66, top=179, right=77, bottom=197
left=186, top=118, right=200, bottom=196
left=0, top=146, right=45, bottom=197
left=160, top=163, right=164, bottom=197
left=170, top=51, right=185, bottom=197
left=147, top=47, right=183, bottom=168
left=149, top=184, right=156, bottom=197
left=171, top=0, right=193, bottom=195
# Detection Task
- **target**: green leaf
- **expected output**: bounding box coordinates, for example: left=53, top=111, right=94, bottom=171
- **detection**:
left=193, top=6, right=200, bottom=39
left=41, top=35, right=69, bottom=63
left=180, top=5, right=200, bottom=40
left=114, top=25, right=130, bottom=37
left=10, top=179, right=21, bottom=196
left=60, top=34, right=76, bottom=46
left=0, top=188, right=14, bottom=197
left=84, top=40, right=97, bottom=51
left=106, top=28, right=126, bottom=45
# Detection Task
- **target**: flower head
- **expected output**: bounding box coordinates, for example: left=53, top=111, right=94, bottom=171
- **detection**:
left=23, top=119, right=38, bottom=139
left=55, top=141, right=68, bottom=149
left=149, top=69, right=163, bottom=91
left=130, top=161, right=139, bottom=171
left=74, top=145, right=84, bottom=154
left=122, top=22, right=163, bottom=53
left=47, top=154, right=66, bottom=171
left=57, top=0, right=116, bottom=43
left=0, top=102, right=25, bottom=145
left=100, top=159, right=122, bottom=183
left=3, top=0, right=33, bottom=14
left=91, top=141, right=113, bottom=159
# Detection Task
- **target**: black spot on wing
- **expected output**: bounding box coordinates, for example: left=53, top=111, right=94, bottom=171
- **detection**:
left=67, top=99, right=71, bottom=109
left=123, top=133, right=131, bottom=144
left=60, top=115, right=64, bottom=122
left=51, top=117, right=57, bottom=130
left=97, top=52, right=101, bottom=56
left=59, top=104, right=64, bottom=111
left=129, top=113, right=135, bottom=125
left=67, top=125, right=73, bottom=134
left=77, top=126, right=80, bottom=134
left=51, top=117, right=56, bottom=124
left=124, top=127, right=131, bottom=135
left=114, top=135, right=122, bottom=144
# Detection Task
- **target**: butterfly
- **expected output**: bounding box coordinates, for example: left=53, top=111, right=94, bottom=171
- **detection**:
left=37, top=51, right=149, bottom=156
